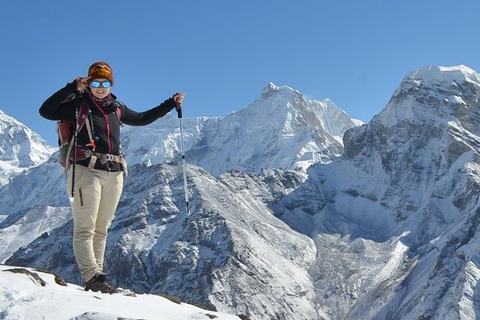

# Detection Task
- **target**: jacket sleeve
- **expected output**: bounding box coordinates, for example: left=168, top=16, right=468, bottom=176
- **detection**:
left=39, top=81, right=78, bottom=121
left=119, top=97, right=177, bottom=126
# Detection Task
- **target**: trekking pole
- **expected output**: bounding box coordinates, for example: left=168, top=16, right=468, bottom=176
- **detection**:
left=70, top=92, right=82, bottom=202
left=177, top=106, right=190, bottom=215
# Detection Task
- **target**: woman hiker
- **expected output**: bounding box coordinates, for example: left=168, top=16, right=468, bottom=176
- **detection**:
left=39, top=61, right=184, bottom=293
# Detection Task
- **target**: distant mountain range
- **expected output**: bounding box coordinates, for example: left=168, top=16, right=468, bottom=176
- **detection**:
left=2, top=67, right=480, bottom=319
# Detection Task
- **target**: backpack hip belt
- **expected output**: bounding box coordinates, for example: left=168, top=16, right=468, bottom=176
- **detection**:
left=83, top=150, right=128, bottom=175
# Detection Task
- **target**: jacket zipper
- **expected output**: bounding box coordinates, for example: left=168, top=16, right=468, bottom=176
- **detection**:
left=104, top=114, right=112, bottom=153
left=91, top=97, right=113, bottom=169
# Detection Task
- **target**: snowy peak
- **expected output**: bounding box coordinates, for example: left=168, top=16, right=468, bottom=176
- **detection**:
left=252, top=83, right=307, bottom=123
left=0, top=110, right=55, bottom=185
left=406, top=65, right=480, bottom=85
left=254, top=82, right=363, bottom=142
left=258, top=83, right=362, bottom=141
left=342, top=64, right=480, bottom=227
left=193, top=82, right=360, bottom=174
left=371, top=65, right=480, bottom=130
left=261, top=82, right=301, bottom=96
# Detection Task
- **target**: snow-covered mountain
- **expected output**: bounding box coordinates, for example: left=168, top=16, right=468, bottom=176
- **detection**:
left=5, top=66, right=480, bottom=319
left=6, top=163, right=319, bottom=319
left=120, top=83, right=362, bottom=175
left=275, top=64, right=480, bottom=319
left=0, top=110, right=55, bottom=186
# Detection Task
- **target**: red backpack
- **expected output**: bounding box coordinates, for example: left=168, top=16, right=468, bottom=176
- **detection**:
left=57, top=103, right=92, bottom=168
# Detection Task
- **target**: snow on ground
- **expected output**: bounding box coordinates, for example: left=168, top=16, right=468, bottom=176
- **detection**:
left=0, top=265, right=242, bottom=320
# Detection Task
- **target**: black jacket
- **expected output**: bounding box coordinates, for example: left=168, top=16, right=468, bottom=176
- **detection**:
left=39, top=81, right=176, bottom=171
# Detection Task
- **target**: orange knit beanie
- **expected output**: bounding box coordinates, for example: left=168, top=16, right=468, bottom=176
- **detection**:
left=88, top=62, right=114, bottom=84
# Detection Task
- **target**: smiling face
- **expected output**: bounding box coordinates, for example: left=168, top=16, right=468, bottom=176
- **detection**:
left=89, top=78, right=112, bottom=99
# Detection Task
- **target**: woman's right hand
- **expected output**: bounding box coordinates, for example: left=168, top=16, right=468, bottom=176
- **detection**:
left=75, top=77, right=90, bottom=93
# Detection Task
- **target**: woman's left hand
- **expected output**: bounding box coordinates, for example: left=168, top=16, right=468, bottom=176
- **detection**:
left=173, top=93, right=185, bottom=109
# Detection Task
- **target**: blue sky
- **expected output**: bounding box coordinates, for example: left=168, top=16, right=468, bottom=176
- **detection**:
left=1, top=1, right=479, bottom=145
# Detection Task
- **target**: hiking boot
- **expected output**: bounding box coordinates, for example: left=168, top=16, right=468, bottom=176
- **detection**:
left=85, top=273, right=118, bottom=294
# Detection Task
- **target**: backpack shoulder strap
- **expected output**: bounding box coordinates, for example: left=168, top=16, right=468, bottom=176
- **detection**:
left=64, top=103, right=94, bottom=169
left=77, top=103, right=89, bottom=128
left=113, top=100, right=124, bottom=125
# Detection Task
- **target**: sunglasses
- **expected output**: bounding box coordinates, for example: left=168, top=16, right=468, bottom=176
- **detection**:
left=90, top=80, right=112, bottom=88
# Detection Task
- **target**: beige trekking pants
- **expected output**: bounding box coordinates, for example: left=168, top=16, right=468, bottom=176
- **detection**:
left=67, top=165, right=123, bottom=282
